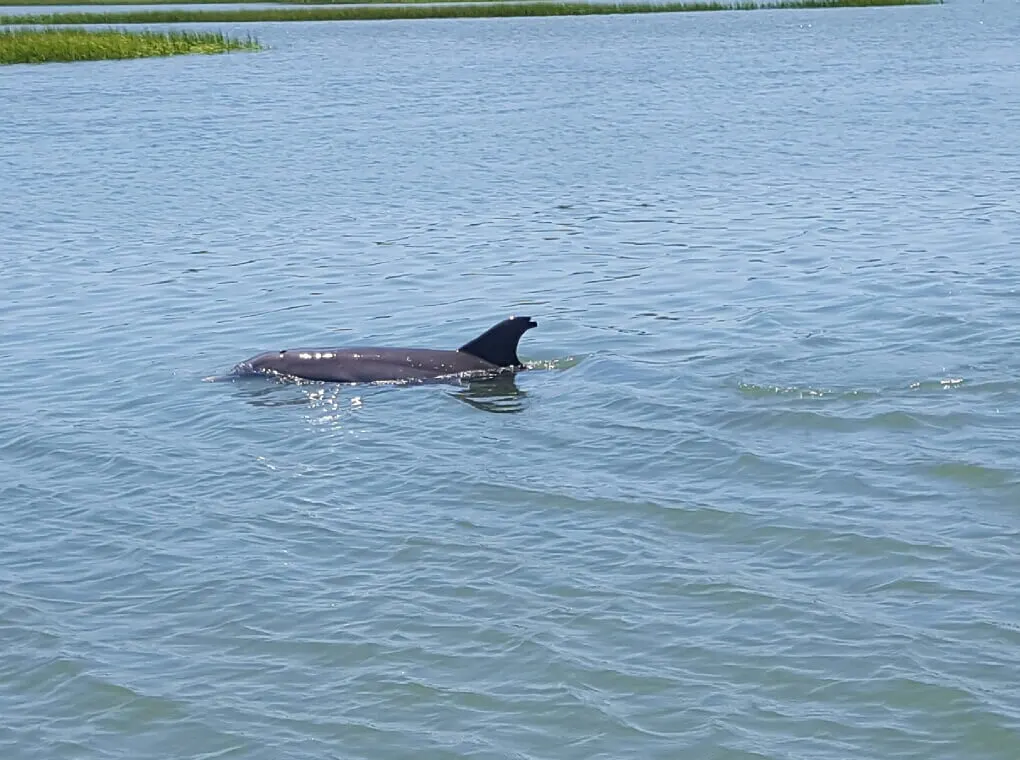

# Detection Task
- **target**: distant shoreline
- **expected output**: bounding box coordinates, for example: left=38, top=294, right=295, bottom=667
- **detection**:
left=0, top=0, right=945, bottom=66
left=0, top=0, right=945, bottom=28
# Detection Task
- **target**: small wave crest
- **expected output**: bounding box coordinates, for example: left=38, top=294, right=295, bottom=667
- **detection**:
left=739, top=376, right=1020, bottom=401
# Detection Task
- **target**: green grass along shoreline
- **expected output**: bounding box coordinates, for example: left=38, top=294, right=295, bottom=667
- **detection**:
left=0, top=0, right=944, bottom=27
left=0, top=27, right=260, bottom=64
left=0, top=0, right=527, bottom=5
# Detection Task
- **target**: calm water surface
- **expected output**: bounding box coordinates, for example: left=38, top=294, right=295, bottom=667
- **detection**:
left=2, top=3, right=1019, bottom=758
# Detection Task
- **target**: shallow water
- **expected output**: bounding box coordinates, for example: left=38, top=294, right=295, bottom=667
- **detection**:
left=2, top=2, right=1020, bottom=758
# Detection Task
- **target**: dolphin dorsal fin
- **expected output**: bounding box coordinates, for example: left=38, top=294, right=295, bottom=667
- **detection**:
left=457, top=316, right=537, bottom=368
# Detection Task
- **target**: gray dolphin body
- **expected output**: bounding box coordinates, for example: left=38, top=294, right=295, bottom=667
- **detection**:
left=231, top=316, right=538, bottom=384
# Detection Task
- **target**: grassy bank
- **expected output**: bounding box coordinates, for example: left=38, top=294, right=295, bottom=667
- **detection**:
left=0, top=0, right=493, bottom=4
left=0, top=0, right=513, bottom=5
left=0, top=0, right=945, bottom=26
left=0, top=27, right=260, bottom=63
left=0, top=0, right=241, bottom=4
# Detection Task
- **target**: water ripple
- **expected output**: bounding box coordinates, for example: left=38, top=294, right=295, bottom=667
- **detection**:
left=3, top=3, right=1020, bottom=759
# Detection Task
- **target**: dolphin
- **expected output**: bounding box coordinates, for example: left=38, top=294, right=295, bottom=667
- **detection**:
left=230, top=316, right=538, bottom=384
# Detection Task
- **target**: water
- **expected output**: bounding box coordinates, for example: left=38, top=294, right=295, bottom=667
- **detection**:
left=2, top=2, right=1019, bottom=758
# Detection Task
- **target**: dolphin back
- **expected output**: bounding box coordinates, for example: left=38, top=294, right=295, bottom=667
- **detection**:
left=227, top=315, right=539, bottom=384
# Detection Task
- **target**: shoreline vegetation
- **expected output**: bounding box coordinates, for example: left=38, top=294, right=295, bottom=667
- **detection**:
left=0, top=0, right=945, bottom=4
left=0, top=0, right=554, bottom=5
left=0, top=0, right=943, bottom=64
left=4, top=0, right=586, bottom=4
left=0, top=0, right=945, bottom=26
left=0, top=27, right=260, bottom=62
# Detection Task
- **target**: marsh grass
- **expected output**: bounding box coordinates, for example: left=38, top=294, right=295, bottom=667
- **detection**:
left=0, top=27, right=260, bottom=63
left=0, top=0, right=945, bottom=25
left=0, top=0, right=247, bottom=4
left=0, top=0, right=521, bottom=4
left=0, top=0, right=629, bottom=4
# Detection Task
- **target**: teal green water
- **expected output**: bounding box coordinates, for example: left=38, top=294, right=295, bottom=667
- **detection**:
left=2, top=2, right=1019, bottom=758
